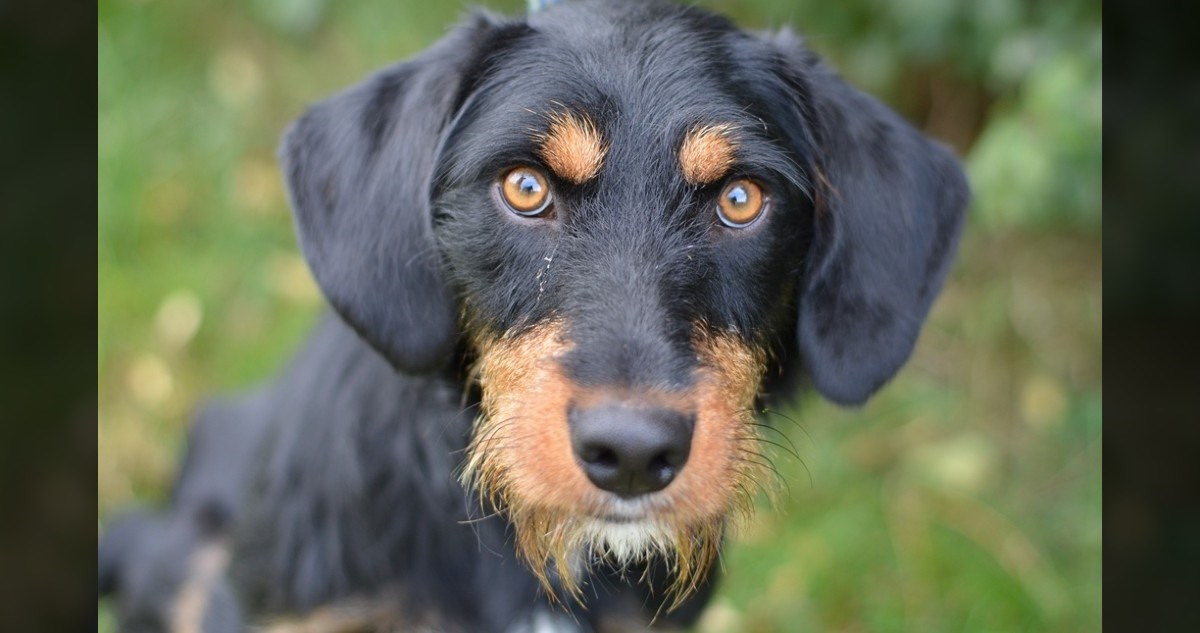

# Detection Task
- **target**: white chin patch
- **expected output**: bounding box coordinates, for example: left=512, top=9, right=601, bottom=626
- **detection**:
left=582, top=518, right=675, bottom=565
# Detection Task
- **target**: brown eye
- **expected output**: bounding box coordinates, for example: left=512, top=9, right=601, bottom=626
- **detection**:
left=499, top=166, right=553, bottom=216
left=717, top=178, right=766, bottom=227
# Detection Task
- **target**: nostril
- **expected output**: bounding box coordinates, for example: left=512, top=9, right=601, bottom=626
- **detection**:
left=648, top=453, right=679, bottom=484
left=581, top=445, right=619, bottom=469
left=659, top=445, right=689, bottom=469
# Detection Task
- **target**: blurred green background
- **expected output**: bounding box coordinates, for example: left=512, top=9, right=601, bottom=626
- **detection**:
left=98, top=0, right=1101, bottom=631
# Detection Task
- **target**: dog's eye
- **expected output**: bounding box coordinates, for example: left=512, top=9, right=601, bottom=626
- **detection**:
left=499, top=167, right=553, bottom=217
left=716, top=178, right=766, bottom=227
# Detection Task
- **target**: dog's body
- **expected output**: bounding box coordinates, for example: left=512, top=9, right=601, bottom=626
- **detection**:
left=99, top=1, right=969, bottom=631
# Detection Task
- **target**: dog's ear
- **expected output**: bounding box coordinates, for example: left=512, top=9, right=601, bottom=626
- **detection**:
left=281, top=17, right=502, bottom=373
left=770, top=34, right=970, bottom=405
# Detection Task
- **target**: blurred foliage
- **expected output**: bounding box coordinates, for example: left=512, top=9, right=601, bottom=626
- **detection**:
left=98, top=0, right=1101, bottom=631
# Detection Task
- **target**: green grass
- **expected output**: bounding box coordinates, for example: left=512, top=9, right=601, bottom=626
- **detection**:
left=98, top=1, right=1101, bottom=631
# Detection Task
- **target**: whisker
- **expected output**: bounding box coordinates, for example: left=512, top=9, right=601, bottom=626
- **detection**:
left=759, top=408, right=814, bottom=445
left=748, top=428, right=802, bottom=461
left=734, top=451, right=790, bottom=499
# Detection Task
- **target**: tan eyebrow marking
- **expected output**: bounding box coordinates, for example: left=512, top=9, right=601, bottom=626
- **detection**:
left=535, top=111, right=607, bottom=184
left=679, top=123, right=739, bottom=185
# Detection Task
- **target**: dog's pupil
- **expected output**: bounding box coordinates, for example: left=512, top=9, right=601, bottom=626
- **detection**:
left=727, top=186, right=747, bottom=206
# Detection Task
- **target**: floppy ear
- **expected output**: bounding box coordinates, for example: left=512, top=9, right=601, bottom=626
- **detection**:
left=772, top=35, right=970, bottom=405
left=281, top=18, right=500, bottom=373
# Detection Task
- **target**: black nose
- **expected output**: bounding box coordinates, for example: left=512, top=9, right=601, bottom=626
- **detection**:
left=568, top=403, right=694, bottom=497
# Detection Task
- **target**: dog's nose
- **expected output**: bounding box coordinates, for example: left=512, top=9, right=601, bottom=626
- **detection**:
left=568, top=403, right=694, bottom=497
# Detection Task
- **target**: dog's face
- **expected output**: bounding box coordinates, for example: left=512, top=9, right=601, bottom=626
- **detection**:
left=282, top=0, right=967, bottom=605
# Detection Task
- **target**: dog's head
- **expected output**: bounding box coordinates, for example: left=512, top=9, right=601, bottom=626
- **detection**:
left=281, top=0, right=968, bottom=605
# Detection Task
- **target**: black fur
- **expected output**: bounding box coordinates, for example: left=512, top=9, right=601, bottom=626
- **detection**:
left=99, top=1, right=968, bottom=630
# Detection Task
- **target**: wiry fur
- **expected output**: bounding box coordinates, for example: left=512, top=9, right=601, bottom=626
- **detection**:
left=677, top=123, right=740, bottom=185
left=535, top=111, right=608, bottom=184
left=98, top=1, right=968, bottom=631
left=462, top=323, right=767, bottom=608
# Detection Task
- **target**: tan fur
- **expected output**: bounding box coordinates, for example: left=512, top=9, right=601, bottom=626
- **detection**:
left=262, top=594, right=416, bottom=633
left=170, top=542, right=229, bottom=633
left=460, top=321, right=768, bottom=609
left=536, top=111, right=607, bottom=184
left=678, top=124, right=739, bottom=185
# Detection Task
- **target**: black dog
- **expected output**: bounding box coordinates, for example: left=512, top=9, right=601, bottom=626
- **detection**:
left=99, top=1, right=968, bottom=630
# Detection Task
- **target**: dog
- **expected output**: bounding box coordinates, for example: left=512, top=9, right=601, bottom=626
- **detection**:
left=98, top=0, right=969, bottom=630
